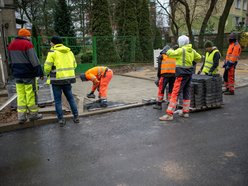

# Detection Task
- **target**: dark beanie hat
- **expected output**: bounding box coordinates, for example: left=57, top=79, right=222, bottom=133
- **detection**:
left=204, top=40, right=214, bottom=48
left=51, top=36, right=62, bottom=44
left=229, top=33, right=236, bottom=40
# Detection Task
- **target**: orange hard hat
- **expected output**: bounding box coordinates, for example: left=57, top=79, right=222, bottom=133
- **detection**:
left=18, top=28, right=31, bottom=37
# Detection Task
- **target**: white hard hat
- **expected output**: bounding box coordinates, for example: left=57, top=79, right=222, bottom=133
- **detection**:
left=178, top=35, right=189, bottom=47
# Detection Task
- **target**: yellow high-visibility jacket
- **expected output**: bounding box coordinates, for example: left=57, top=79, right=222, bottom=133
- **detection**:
left=166, top=44, right=201, bottom=76
left=44, top=44, right=77, bottom=84
left=202, top=49, right=220, bottom=74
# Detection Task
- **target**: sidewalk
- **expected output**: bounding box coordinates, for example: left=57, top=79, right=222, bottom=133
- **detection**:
left=0, top=62, right=248, bottom=133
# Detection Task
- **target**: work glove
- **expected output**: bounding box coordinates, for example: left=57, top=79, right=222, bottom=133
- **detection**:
left=87, top=92, right=96, bottom=99
left=154, top=78, right=159, bottom=87
left=197, top=71, right=201, bottom=75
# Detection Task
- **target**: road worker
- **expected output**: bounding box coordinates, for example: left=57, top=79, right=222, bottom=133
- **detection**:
left=44, top=36, right=79, bottom=127
left=80, top=66, right=113, bottom=107
left=223, top=33, right=241, bottom=95
left=198, top=40, right=221, bottom=76
left=153, top=45, right=176, bottom=110
left=8, top=28, right=44, bottom=124
left=159, top=35, right=202, bottom=121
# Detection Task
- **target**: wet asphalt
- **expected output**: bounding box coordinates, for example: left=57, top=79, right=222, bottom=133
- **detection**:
left=0, top=87, right=248, bottom=186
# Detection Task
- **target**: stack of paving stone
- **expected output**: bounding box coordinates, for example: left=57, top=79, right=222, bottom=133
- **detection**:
left=190, top=74, right=223, bottom=110
left=37, top=78, right=54, bottom=106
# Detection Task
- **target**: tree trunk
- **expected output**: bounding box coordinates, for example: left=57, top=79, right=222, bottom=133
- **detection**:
left=216, top=0, right=234, bottom=55
left=177, top=0, right=195, bottom=47
left=198, top=0, right=218, bottom=48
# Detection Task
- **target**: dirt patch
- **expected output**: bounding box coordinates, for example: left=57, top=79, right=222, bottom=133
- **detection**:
left=110, top=64, right=154, bottom=74
left=0, top=107, right=17, bottom=124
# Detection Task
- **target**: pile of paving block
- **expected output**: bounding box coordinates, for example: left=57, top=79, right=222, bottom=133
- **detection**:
left=190, top=74, right=223, bottom=110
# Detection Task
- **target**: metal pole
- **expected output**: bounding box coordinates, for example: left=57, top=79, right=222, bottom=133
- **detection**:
left=0, top=54, right=5, bottom=87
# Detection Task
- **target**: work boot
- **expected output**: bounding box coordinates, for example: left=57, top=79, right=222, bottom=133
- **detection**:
left=87, top=92, right=96, bottom=99
left=159, top=114, right=173, bottom=121
left=58, top=118, right=66, bottom=127
left=100, top=99, right=108, bottom=107
left=73, top=116, right=80, bottom=123
left=179, top=112, right=189, bottom=118
left=153, top=102, right=162, bottom=110
left=18, top=113, right=27, bottom=124
left=224, top=91, right=234, bottom=95
left=29, top=113, right=43, bottom=121
left=18, top=119, right=27, bottom=124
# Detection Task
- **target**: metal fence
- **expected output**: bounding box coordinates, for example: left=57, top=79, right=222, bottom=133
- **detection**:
left=8, top=34, right=248, bottom=74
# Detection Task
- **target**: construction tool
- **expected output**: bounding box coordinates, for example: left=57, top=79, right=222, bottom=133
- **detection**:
left=0, top=93, right=17, bottom=112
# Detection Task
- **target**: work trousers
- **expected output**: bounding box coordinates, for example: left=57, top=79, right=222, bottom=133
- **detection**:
left=16, top=78, right=38, bottom=120
left=166, top=75, right=191, bottom=115
left=157, top=76, right=175, bottom=102
left=99, top=69, right=113, bottom=99
left=223, top=66, right=235, bottom=93
left=52, top=84, right=78, bottom=120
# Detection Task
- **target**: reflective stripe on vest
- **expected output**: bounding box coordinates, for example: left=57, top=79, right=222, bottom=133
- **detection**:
left=202, top=49, right=219, bottom=74
left=54, top=67, right=75, bottom=72
left=49, top=76, right=76, bottom=80
left=98, top=67, right=106, bottom=77
left=161, top=54, right=176, bottom=74
left=176, top=48, right=191, bottom=69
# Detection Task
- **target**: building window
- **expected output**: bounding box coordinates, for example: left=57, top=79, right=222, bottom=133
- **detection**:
left=243, top=0, right=247, bottom=10
left=235, top=16, right=240, bottom=26
left=236, top=0, right=241, bottom=9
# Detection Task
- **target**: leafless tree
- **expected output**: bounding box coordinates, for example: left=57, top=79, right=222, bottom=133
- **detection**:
left=215, top=0, right=234, bottom=54
left=198, top=0, right=218, bottom=48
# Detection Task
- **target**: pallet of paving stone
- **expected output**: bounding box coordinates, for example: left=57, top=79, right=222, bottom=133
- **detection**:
left=189, top=74, right=223, bottom=111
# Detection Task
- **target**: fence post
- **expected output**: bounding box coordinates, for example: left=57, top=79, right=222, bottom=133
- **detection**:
left=130, top=36, right=136, bottom=62
left=92, top=36, right=97, bottom=65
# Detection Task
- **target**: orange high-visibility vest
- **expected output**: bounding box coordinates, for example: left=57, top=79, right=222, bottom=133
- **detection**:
left=85, top=66, right=108, bottom=83
left=225, top=42, right=241, bottom=63
left=160, top=54, right=176, bottom=74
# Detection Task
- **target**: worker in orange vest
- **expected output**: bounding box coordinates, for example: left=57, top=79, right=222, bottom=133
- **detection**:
left=153, top=45, right=176, bottom=110
left=80, top=66, right=113, bottom=107
left=223, top=33, right=241, bottom=95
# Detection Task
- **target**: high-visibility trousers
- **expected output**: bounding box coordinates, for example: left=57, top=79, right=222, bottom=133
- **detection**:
left=157, top=76, right=175, bottom=102
left=16, top=78, right=38, bottom=118
left=99, top=69, right=113, bottom=99
left=166, top=75, right=191, bottom=115
left=223, top=66, right=235, bottom=92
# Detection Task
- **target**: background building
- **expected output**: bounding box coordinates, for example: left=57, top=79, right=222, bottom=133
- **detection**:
left=173, top=0, right=248, bottom=35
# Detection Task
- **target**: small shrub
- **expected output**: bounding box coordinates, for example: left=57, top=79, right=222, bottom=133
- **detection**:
left=80, top=51, right=93, bottom=63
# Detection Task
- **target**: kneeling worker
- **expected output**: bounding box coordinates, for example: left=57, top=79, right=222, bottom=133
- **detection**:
left=198, top=40, right=220, bottom=76
left=80, top=66, right=113, bottom=107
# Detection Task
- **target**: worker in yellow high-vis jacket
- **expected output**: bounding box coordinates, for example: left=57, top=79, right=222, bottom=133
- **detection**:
left=44, top=36, right=79, bottom=127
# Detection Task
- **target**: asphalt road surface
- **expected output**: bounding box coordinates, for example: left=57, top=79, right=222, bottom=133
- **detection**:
left=1, top=87, right=248, bottom=186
